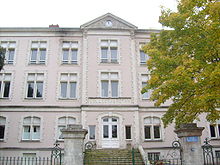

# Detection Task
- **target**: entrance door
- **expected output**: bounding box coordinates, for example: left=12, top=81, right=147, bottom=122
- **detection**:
left=102, top=117, right=119, bottom=148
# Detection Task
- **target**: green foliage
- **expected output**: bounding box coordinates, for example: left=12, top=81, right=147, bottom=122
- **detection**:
left=142, top=0, right=220, bottom=127
left=0, top=47, right=5, bottom=71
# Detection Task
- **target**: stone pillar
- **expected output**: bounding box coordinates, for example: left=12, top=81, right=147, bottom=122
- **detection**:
left=174, top=123, right=204, bottom=165
left=61, top=124, right=88, bottom=165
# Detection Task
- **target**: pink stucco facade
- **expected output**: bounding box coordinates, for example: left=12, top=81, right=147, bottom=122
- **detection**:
left=0, top=13, right=219, bottom=158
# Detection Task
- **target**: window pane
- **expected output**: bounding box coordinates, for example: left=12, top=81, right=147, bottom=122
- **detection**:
left=33, top=117, right=40, bottom=124
left=31, top=49, right=37, bottom=62
left=125, top=126, right=131, bottom=139
left=111, top=81, right=118, bottom=97
left=101, top=81, right=108, bottom=97
left=103, top=125, right=109, bottom=138
left=71, top=49, right=77, bottom=63
left=142, top=82, right=149, bottom=99
left=101, top=47, right=108, bottom=62
left=23, top=126, right=31, bottom=139
left=58, top=126, right=65, bottom=139
left=32, top=126, right=40, bottom=140
left=218, top=125, right=220, bottom=137
left=36, top=82, right=43, bottom=98
left=61, top=82, right=67, bottom=98
left=0, top=117, right=6, bottom=124
left=68, top=117, right=75, bottom=124
left=140, top=50, right=147, bottom=64
left=112, top=118, right=117, bottom=122
left=210, top=125, right=216, bottom=137
left=70, top=82, right=76, bottom=98
left=103, top=118, right=108, bottom=122
left=144, top=118, right=152, bottom=124
left=112, top=125, right=117, bottom=138
left=39, top=49, right=46, bottom=62
left=110, top=47, right=117, bottom=62
left=0, top=126, right=5, bottom=139
left=62, top=49, right=69, bottom=63
left=89, top=125, right=95, bottom=140
left=23, top=117, right=31, bottom=124
left=144, top=126, right=151, bottom=139
left=0, top=82, right=1, bottom=94
left=8, top=49, right=15, bottom=63
left=3, top=82, right=10, bottom=97
left=154, top=126, right=160, bottom=139
left=27, top=82, right=34, bottom=97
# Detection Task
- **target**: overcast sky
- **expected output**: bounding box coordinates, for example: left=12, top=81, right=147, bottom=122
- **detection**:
left=0, top=0, right=177, bottom=29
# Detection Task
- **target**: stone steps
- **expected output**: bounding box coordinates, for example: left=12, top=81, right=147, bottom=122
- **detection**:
left=84, top=149, right=144, bottom=165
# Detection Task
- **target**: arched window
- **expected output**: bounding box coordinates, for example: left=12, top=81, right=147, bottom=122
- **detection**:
left=144, top=117, right=161, bottom=140
left=57, top=116, right=76, bottom=139
left=22, top=116, right=41, bottom=140
left=0, top=116, right=6, bottom=140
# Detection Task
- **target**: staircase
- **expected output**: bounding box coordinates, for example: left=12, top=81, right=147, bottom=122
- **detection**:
left=84, top=148, right=145, bottom=165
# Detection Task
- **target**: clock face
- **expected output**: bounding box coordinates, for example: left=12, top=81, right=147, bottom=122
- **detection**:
left=105, top=20, right=112, bottom=27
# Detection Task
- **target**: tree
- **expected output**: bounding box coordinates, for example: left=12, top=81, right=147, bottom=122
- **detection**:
left=0, top=46, right=5, bottom=71
left=142, top=0, right=220, bottom=127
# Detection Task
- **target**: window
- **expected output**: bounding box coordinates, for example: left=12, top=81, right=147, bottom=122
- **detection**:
left=0, top=116, right=6, bottom=140
left=89, top=125, right=96, bottom=140
left=148, top=152, right=160, bottom=161
left=144, top=117, right=161, bottom=140
left=30, top=41, right=47, bottom=64
left=61, top=41, right=78, bottom=64
left=60, top=73, right=77, bottom=99
left=0, top=73, right=11, bottom=98
left=125, top=125, right=132, bottom=140
left=100, top=40, right=118, bottom=63
left=0, top=41, right=16, bottom=64
left=141, top=74, right=151, bottom=99
left=57, top=116, right=75, bottom=140
left=216, top=151, right=220, bottom=158
left=22, top=116, right=41, bottom=140
left=210, top=120, right=220, bottom=139
left=26, top=73, right=44, bottom=98
left=139, top=43, right=149, bottom=64
left=101, top=72, right=119, bottom=98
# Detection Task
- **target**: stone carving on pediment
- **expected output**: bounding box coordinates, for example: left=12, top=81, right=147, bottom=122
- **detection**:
left=86, top=17, right=134, bottom=30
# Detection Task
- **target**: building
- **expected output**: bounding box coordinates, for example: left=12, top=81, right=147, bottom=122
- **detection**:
left=0, top=13, right=219, bottom=159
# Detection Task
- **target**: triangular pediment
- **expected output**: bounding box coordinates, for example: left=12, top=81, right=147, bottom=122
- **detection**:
left=80, top=13, right=137, bottom=30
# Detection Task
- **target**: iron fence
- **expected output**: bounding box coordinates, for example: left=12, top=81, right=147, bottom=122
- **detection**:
left=0, top=157, right=61, bottom=165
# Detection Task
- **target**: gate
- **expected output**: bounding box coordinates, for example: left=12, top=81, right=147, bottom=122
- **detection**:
left=202, top=138, right=220, bottom=165
left=149, top=140, right=183, bottom=165
left=51, top=141, right=62, bottom=165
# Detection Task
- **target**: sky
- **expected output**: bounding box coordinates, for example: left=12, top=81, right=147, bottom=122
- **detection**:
left=0, top=0, right=177, bottom=29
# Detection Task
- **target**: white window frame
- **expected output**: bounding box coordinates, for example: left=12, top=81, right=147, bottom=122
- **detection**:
left=59, top=73, right=77, bottom=99
left=100, top=72, right=120, bottom=98
left=0, top=73, right=12, bottom=98
left=26, top=73, right=44, bottom=99
left=209, top=121, right=220, bottom=139
left=57, top=116, right=76, bottom=140
left=0, top=116, right=6, bottom=141
left=144, top=117, right=162, bottom=141
left=88, top=125, right=96, bottom=140
left=100, top=40, right=118, bottom=63
left=141, top=74, right=151, bottom=100
left=139, top=43, right=149, bottom=65
left=125, top=125, right=132, bottom=140
left=61, top=41, right=78, bottom=64
left=22, top=116, right=41, bottom=141
left=29, top=41, right=47, bottom=64
left=0, top=41, right=16, bottom=64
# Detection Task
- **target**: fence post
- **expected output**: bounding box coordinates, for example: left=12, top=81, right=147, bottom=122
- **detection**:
left=61, top=124, right=87, bottom=165
left=174, top=123, right=204, bottom=165
left=132, top=148, right=135, bottom=165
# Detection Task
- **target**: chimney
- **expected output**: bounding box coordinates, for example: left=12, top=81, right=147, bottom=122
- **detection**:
left=49, top=24, right=59, bottom=28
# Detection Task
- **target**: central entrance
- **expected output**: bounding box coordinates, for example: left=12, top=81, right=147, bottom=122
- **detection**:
left=102, top=117, right=119, bottom=148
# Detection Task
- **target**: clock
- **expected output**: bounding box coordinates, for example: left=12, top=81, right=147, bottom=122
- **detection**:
left=105, top=20, right=112, bottom=27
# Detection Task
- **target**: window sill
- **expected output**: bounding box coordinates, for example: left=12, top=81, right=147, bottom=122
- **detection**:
left=210, top=138, right=220, bottom=141
left=88, top=97, right=131, bottom=99
left=125, top=139, right=132, bottom=141
left=56, top=139, right=64, bottom=142
left=0, top=97, right=10, bottom=100
left=58, top=98, right=77, bottom=100
left=28, top=63, right=46, bottom=65
left=25, top=98, right=43, bottom=100
left=100, top=62, right=119, bottom=64
left=0, top=139, right=5, bottom=142
left=21, top=140, right=40, bottom=142
left=144, top=139, right=163, bottom=142
left=61, top=63, right=78, bottom=65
